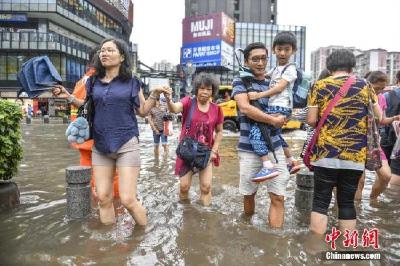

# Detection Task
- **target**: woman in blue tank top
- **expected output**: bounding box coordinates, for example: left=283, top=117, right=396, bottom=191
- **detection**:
left=70, top=38, right=168, bottom=226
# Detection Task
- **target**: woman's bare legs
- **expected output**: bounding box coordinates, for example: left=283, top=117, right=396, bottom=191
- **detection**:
left=199, top=164, right=213, bottom=206
left=310, top=212, right=328, bottom=235
left=93, top=165, right=116, bottom=224
left=354, top=172, right=365, bottom=201
left=390, top=174, right=400, bottom=186
left=370, top=161, right=391, bottom=199
left=118, top=166, right=147, bottom=226
left=179, top=171, right=193, bottom=201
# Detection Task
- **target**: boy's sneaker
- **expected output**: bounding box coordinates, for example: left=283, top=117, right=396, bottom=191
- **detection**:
left=251, top=167, right=280, bottom=183
left=287, top=163, right=301, bottom=175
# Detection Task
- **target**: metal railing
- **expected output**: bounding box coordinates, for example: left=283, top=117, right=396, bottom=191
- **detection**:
left=0, top=0, right=128, bottom=41
left=0, top=32, right=91, bottom=60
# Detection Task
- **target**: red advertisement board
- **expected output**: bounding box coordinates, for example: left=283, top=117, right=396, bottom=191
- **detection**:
left=182, top=12, right=234, bottom=45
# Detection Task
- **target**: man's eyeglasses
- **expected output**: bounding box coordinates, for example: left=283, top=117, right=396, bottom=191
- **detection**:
left=249, top=56, right=269, bottom=63
left=98, top=48, right=118, bottom=54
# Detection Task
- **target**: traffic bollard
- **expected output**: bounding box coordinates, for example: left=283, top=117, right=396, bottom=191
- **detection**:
left=26, top=117, right=31, bottom=124
left=295, top=168, right=314, bottom=211
left=43, top=115, right=50, bottom=124
left=65, top=166, right=91, bottom=219
left=0, top=181, right=20, bottom=211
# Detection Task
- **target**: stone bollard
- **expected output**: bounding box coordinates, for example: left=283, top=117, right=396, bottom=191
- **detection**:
left=65, top=166, right=91, bottom=219
left=295, top=168, right=314, bottom=211
left=0, top=181, right=20, bottom=211
left=26, top=116, right=32, bottom=124
left=43, top=115, right=50, bottom=124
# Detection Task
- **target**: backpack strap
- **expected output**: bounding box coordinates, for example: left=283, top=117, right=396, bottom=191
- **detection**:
left=280, top=63, right=296, bottom=76
left=87, top=76, right=95, bottom=96
left=237, top=76, right=279, bottom=163
left=184, top=97, right=196, bottom=134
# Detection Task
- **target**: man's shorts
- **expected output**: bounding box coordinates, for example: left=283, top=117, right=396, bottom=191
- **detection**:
left=153, top=130, right=168, bottom=145
left=391, top=157, right=400, bottom=176
left=92, top=137, right=140, bottom=167
left=239, top=147, right=290, bottom=196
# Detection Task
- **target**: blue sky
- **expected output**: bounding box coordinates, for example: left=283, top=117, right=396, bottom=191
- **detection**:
left=131, top=0, right=400, bottom=70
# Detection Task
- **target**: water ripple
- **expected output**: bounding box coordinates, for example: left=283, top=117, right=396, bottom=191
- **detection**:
left=0, top=124, right=398, bottom=265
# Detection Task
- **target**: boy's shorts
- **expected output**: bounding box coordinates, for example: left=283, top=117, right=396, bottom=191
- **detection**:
left=238, top=147, right=290, bottom=196
left=264, top=106, right=292, bottom=117
left=92, top=137, right=140, bottom=167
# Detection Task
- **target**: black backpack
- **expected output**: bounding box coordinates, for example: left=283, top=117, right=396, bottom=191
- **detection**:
left=381, top=88, right=400, bottom=147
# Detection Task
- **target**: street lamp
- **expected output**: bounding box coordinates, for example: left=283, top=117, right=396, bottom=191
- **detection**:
left=183, top=61, right=196, bottom=95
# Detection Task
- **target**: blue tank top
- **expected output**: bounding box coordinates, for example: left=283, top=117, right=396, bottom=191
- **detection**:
left=88, top=76, right=141, bottom=153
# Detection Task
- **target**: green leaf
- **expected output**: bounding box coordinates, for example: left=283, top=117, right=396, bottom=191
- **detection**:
left=0, top=99, right=23, bottom=180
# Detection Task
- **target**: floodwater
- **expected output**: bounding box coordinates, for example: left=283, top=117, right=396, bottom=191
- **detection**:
left=0, top=120, right=399, bottom=265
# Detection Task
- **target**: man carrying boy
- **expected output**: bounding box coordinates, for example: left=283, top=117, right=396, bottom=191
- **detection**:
left=247, top=31, right=300, bottom=182
left=232, top=42, right=288, bottom=228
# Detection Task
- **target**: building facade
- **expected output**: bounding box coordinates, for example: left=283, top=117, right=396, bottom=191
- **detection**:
left=0, top=0, right=134, bottom=115
left=185, top=0, right=277, bottom=24
left=310, top=46, right=363, bottom=80
left=235, top=23, right=306, bottom=70
left=356, top=49, right=388, bottom=78
left=182, top=1, right=309, bottom=88
left=152, top=60, right=176, bottom=72
left=311, top=46, right=400, bottom=84
left=356, top=49, right=400, bottom=84
left=387, top=52, right=400, bottom=84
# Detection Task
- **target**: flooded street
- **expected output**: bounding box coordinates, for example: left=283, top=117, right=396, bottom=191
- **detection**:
left=1, top=120, right=399, bottom=265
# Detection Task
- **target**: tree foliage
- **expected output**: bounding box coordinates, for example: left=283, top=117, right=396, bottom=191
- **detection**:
left=0, top=100, right=23, bottom=180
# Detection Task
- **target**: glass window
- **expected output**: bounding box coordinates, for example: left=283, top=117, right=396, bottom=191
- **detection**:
left=60, top=0, right=68, bottom=9
left=61, top=55, right=67, bottom=80
left=17, top=55, right=26, bottom=72
left=66, top=57, right=72, bottom=81
left=11, top=32, right=19, bottom=41
left=29, top=0, right=39, bottom=11
left=7, top=55, right=17, bottom=80
left=0, top=55, right=6, bottom=80
left=74, top=60, right=80, bottom=81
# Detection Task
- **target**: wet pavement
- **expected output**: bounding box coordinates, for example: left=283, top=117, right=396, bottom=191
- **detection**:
left=0, top=121, right=399, bottom=265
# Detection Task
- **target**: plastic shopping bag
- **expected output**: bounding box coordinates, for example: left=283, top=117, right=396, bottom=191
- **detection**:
left=167, top=120, right=173, bottom=136
left=163, top=120, right=174, bottom=136
left=390, top=121, right=400, bottom=159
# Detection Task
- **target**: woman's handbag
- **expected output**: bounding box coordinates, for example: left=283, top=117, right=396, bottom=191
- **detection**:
left=303, top=76, right=355, bottom=170
left=176, top=136, right=211, bottom=169
left=365, top=86, right=382, bottom=171
left=176, top=98, right=211, bottom=170
left=77, top=77, right=95, bottom=140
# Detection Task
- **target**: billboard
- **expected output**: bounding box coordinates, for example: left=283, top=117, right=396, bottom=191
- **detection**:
left=0, top=13, right=27, bottom=22
left=181, top=39, right=233, bottom=70
left=182, top=12, right=234, bottom=45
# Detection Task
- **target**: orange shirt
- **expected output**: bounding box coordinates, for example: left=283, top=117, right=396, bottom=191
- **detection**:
left=70, top=67, right=96, bottom=151
left=70, top=67, right=96, bottom=121
left=72, top=67, right=96, bottom=100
